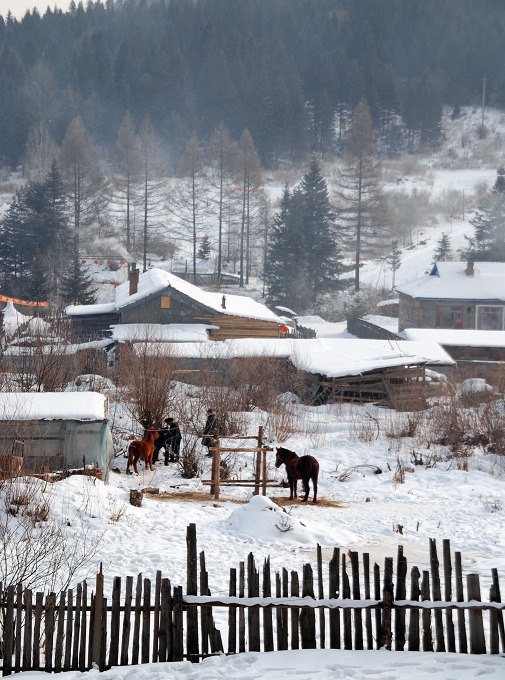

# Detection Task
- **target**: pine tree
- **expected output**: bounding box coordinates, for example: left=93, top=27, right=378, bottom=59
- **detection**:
left=386, top=241, right=402, bottom=289
left=433, top=232, right=452, bottom=261
left=197, top=234, right=212, bottom=261
left=298, top=159, right=340, bottom=295
left=60, top=256, right=97, bottom=306
left=465, top=167, right=505, bottom=261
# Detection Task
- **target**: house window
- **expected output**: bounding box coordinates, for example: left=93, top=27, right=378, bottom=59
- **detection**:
left=435, top=305, right=463, bottom=329
left=476, top=305, right=504, bottom=330
left=160, top=296, right=171, bottom=309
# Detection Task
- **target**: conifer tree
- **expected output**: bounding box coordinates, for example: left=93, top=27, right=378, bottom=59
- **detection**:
left=386, top=240, right=402, bottom=289
left=465, top=167, right=505, bottom=261
left=60, top=256, right=97, bottom=307
left=433, top=232, right=452, bottom=261
left=197, top=234, right=212, bottom=261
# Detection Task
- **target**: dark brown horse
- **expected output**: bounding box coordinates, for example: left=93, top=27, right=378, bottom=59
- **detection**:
left=275, top=446, right=319, bottom=503
left=126, top=428, right=159, bottom=475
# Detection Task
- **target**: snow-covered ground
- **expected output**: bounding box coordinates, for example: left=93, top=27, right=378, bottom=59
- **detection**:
left=3, top=106, right=505, bottom=678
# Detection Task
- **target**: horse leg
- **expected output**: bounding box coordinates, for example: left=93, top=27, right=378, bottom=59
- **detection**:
left=312, top=471, right=318, bottom=503
left=301, top=477, right=309, bottom=502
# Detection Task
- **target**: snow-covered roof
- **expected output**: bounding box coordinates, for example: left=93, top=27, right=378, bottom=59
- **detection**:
left=66, top=268, right=282, bottom=324
left=133, top=338, right=455, bottom=377
left=395, top=262, right=505, bottom=301
left=400, top=328, right=505, bottom=347
left=0, top=392, right=109, bottom=421
left=111, top=323, right=216, bottom=343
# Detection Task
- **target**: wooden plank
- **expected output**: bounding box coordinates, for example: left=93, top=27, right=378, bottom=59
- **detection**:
left=15, top=583, right=22, bottom=673
left=92, top=566, right=104, bottom=667
left=141, top=578, right=151, bottom=663
left=247, top=552, right=260, bottom=652
left=408, top=566, right=421, bottom=651
left=158, top=578, right=171, bottom=662
left=263, top=558, right=274, bottom=652
left=290, top=570, right=300, bottom=650
left=200, top=552, right=210, bottom=657
left=63, top=589, right=73, bottom=671
left=71, top=584, right=82, bottom=670
left=228, top=569, right=237, bottom=655
left=491, top=568, right=505, bottom=652
left=350, top=550, right=362, bottom=650
left=33, top=592, right=44, bottom=671
left=152, top=571, right=162, bottom=662
left=275, top=571, right=287, bottom=650
left=239, top=562, right=246, bottom=653
left=87, top=593, right=94, bottom=670
left=299, top=564, right=316, bottom=649
left=22, top=589, right=33, bottom=671
left=109, top=576, right=121, bottom=668
left=443, top=539, right=456, bottom=652
left=99, top=597, right=107, bottom=671
left=430, top=538, right=445, bottom=652
left=467, top=573, right=486, bottom=653
left=172, top=586, right=184, bottom=662
left=394, top=545, right=407, bottom=650
left=131, top=573, right=143, bottom=665
left=363, top=553, right=373, bottom=650
left=44, top=592, right=56, bottom=672
left=54, top=591, right=66, bottom=673
left=186, top=523, right=200, bottom=662
left=3, top=585, right=15, bottom=676
left=317, top=544, right=326, bottom=649
left=380, top=557, right=393, bottom=650
left=329, top=547, right=340, bottom=649
left=120, top=576, right=133, bottom=666
left=421, top=571, right=433, bottom=652
left=342, top=555, right=351, bottom=649
left=374, top=563, right=381, bottom=649
left=455, top=552, right=468, bottom=653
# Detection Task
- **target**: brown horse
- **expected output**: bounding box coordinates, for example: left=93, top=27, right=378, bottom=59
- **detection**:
left=275, top=446, right=319, bottom=503
left=126, top=428, right=159, bottom=475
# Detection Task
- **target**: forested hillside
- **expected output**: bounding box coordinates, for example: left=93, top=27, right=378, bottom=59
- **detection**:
left=1, top=0, right=504, bottom=167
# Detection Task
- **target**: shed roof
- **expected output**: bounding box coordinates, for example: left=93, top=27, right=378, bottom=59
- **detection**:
left=133, top=338, right=455, bottom=377
left=400, top=328, right=505, bottom=347
left=395, top=262, right=505, bottom=302
left=66, top=268, right=281, bottom=324
left=0, top=392, right=109, bottom=421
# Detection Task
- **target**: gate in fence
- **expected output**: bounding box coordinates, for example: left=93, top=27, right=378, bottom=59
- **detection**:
left=1, top=523, right=504, bottom=675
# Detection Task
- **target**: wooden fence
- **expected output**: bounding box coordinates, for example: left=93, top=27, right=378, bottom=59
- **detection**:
left=1, top=524, right=504, bottom=675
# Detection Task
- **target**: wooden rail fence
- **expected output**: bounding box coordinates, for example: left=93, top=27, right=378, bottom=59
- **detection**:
left=1, top=524, right=504, bottom=675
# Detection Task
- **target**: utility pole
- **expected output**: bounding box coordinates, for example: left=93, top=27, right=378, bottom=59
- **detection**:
left=481, top=75, right=486, bottom=136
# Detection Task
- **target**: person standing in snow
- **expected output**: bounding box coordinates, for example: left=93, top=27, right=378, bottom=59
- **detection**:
left=167, top=419, right=182, bottom=462
left=202, top=408, right=218, bottom=455
left=153, top=417, right=172, bottom=463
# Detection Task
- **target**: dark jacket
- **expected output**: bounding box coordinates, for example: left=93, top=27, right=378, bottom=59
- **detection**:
left=202, top=413, right=217, bottom=447
left=168, top=422, right=182, bottom=455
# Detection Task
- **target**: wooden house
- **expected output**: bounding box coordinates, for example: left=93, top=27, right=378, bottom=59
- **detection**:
left=396, top=261, right=505, bottom=333
left=65, top=266, right=283, bottom=341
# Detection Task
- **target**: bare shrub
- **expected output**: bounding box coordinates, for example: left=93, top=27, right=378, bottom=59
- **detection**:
left=265, top=401, right=298, bottom=442
left=0, top=476, right=101, bottom=593
left=118, top=340, right=179, bottom=428
left=392, top=455, right=405, bottom=484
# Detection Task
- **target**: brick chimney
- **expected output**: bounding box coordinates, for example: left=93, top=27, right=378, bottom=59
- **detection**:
left=129, top=263, right=139, bottom=295
left=465, top=260, right=474, bottom=277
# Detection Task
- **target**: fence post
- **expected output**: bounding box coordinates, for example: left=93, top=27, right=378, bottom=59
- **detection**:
left=490, top=568, right=505, bottom=653
left=186, top=523, right=200, bottom=662
left=300, top=564, right=316, bottom=649
left=379, top=557, right=393, bottom=650
left=350, top=550, right=362, bottom=650
left=430, top=538, right=445, bottom=652
left=408, top=566, right=420, bottom=651
left=421, top=571, right=433, bottom=651
left=328, top=547, right=340, bottom=649
left=394, top=545, right=407, bottom=650
left=443, top=539, right=456, bottom=652
left=92, top=565, right=104, bottom=669
left=363, top=553, right=373, bottom=650
left=317, top=545, right=326, bottom=649
left=467, top=574, right=486, bottom=654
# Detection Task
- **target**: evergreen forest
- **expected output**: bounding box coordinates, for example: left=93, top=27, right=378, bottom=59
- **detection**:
left=1, top=0, right=505, bottom=168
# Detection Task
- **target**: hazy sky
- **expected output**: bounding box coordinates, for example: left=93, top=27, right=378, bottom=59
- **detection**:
left=1, top=1, right=71, bottom=20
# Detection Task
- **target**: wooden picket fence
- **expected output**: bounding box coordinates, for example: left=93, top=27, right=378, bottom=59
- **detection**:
left=1, top=524, right=504, bottom=675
